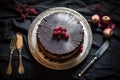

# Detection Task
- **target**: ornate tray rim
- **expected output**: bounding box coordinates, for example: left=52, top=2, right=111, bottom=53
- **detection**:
left=28, top=7, right=92, bottom=70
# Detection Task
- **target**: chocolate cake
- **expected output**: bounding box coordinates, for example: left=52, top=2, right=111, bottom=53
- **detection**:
left=37, top=12, right=84, bottom=62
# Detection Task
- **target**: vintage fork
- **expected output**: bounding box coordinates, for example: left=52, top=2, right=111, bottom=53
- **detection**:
left=6, top=35, right=16, bottom=75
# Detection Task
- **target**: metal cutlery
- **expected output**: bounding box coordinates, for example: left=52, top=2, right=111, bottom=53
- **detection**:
left=16, top=32, right=24, bottom=75
left=6, top=35, right=17, bottom=75
left=78, top=39, right=110, bottom=77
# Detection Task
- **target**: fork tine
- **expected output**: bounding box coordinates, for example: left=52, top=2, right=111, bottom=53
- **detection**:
left=10, top=36, right=14, bottom=46
left=10, top=36, right=16, bottom=50
left=13, top=36, right=16, bottom=47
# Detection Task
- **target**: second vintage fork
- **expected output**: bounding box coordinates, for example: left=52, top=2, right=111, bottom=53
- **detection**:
left=6, top=35, right=16, bottom=75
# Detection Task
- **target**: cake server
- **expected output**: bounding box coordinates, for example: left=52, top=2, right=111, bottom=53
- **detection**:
left=16, top=32, right=24, bottom=75
left=78, top=39, right=109, bottom=77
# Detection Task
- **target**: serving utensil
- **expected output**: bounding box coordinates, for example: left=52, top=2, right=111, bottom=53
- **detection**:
left=16, top=32, right=24, bottom=75
left=78, top=39, right=110, bottom=77
left=6, top=35, right=17, bottom=75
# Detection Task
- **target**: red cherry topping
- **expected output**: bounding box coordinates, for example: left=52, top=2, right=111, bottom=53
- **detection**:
left=53, top=26, right=69, bottom=40
left=79, top=45, right=83, bottom=52
left=57, top=30, right=62, bottom=35
left=61, top=31, right=66, bottom=36
left=64, top=33, right=69, bottom=39
left=54, top=27, right=59, bottom=31
left=58, top=26, right=63, bottom=30
left=62, top=28, right=67, bottom=32
left=53, top=31, right=58, bottom=36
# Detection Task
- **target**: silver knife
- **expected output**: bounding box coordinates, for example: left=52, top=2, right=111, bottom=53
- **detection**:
left=78, top=39, right=109, bottom=77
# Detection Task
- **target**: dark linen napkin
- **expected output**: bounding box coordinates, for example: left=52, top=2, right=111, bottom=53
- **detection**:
left=0, top=0, right=120, bottom=80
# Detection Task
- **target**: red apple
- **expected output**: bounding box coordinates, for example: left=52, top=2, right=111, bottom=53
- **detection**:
left=103, top=28, right=113, bottom=38
left=102, top=16, right=111, bottom=25
left=91, top=14, right=100, bottom=24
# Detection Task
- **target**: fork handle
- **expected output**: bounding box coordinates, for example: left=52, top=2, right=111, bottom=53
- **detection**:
left=18, top=49, right=24, bottom=75
left=6, top=51, right=13, bottom=75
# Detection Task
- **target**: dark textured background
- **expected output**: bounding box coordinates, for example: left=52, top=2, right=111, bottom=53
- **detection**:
left=0, top=0, right=120, bottom=80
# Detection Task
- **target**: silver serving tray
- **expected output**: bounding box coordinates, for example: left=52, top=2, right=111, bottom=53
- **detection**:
left=28, top=7, right=92, bottom=70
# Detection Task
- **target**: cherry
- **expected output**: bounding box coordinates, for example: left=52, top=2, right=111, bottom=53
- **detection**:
left=57, top=30, right=62, bottom=35
left=58, top=26, right=63, bottom=30
left=61, top=31, right=66, bottom=36
left=53, top=31, right=58, bottom=36
left=54, top=27, right=59, bottom=31
left=64, top=33, right=69, bottom=39
left=62, top=28, right=67, bottom=32
left=79, top=45, right=83, bottom=52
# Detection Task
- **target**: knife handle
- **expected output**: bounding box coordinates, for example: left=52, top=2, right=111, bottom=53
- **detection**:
left=78, top=56, right=98, bottom=77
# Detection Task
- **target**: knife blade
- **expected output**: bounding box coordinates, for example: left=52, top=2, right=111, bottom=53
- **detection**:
left=78, top=39, right=109, bottom=77
left=95, top=39, right=109, bottom=58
